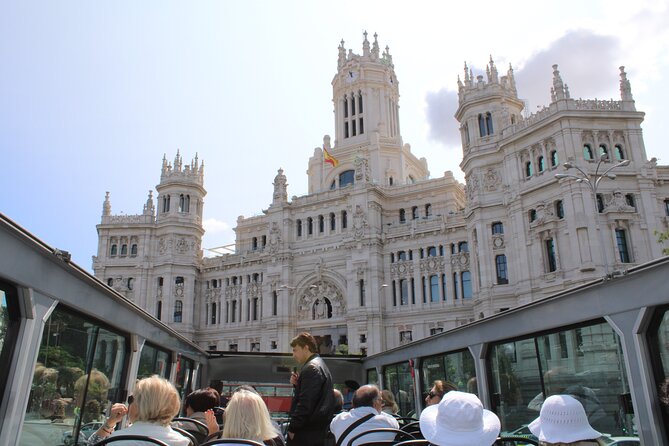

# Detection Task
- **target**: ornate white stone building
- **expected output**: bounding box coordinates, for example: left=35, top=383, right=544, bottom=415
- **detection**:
left=93, top=33, right=669, bottom=355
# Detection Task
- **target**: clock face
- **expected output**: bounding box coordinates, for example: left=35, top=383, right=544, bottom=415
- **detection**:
left=346, top=70, right=358, bottom=83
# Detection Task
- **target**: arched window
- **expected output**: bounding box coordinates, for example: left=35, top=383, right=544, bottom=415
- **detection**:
left=495, top=255, right=508, bottom=284
left=252, top=237, right=258, bottom=250
left=110, top=244, right=117, bottom=256
left=492, top=222, right=504, bottom=234
left=525, top=161, right=533, bottom=177
left=358, top=90, right=363, bottom=113
left=596, top=194, right=604, bottom=213
left=120, top=244, right=128, bottom=256
left=158, top=277, right=163, bottom=287
left=529, top=209, right=537, bottom=222
left=174, top=300, right=183, bottom=323
left=399, top=209, right=406, bottom=223
left=389, top=177, right=393, bottom=186
left=339, top=170, right=355, bottom=188
left=537, top=156, right=545, bottom=172
left=427, top=246, right=437, bottom=257
left=127, top=278, right=134, bottom=290
left=162, top=195, right=170, bottom=213
left=458, top=241, right=469, bottom=253
left=343, top=95, right=348, bottom=118
left=330, top=213, right=336, bottom=231
left=351, top=93, right=356, bottom=115
left=412, top=206, right=419, bottom=220
left=341, top=210, right=348, bottom=229
left=179, top=194, right=185, bottom=212
left=107, top=278, right=113, bottom=286
left=550, top=150, right=559, bottom=167
left=615, top=145, right=625, bottom=160
left=486, top=112, right=494, bottom=135
left=398, top=251, right=406, bottom=261
left=307, top=217, right=313, bottom=235
left=296, top=219, right=302, bottom=237
left=130, top=244, right=138, bottom=256
left=478, top=114, right=486, bottom=137
left=599, top=144, right=609, bottom=159
left=425, top=203, right=432, bottom=217
left=545, top=239, right=557, bottom=272
left=583, top=144, right=593, bottom=160
left=319, top=215, right=324, bottom=233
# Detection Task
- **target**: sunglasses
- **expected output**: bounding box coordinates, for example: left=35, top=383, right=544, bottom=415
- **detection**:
left=127, top=395, right=134, bottom=405
left=426, top=391, right=440, bottom=399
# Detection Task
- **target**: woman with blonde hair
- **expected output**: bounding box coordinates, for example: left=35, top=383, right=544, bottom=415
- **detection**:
left=88, top=375, right=190, bottom=445
left=380, top=390, right=399, bottom=415
left=222, top=389, right=284, bottom=446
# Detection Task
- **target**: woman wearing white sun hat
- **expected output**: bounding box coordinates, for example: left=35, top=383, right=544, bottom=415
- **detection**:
left=419, top=391, right=501, bottom=446
left=528, top=394, right=606, bottom=445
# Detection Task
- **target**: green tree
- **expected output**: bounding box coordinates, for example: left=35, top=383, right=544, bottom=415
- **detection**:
left=655, top=229, right=669, bottom=255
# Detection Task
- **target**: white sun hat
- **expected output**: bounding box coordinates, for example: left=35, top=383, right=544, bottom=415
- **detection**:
left=528, top=394, right=602, bottom=443
left=419, top=391, right=501, bottom=446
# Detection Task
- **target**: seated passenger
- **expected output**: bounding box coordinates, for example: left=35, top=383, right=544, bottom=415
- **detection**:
left=333, top=389, right=344, bottom=414
left=179, top=387, right=221, bottom=434
left=330, top=385, right=399, bottom=446
left=380, top=390, right=399, bottom=416
left=528, top=394, right=605, bottom=445
left=425, top=380, right=458, bottom=406
left=88, top=375, right=190, bottom=445
left=221, top=389, right=285, bottom=446
left=419, top=390, right=500, bottom=446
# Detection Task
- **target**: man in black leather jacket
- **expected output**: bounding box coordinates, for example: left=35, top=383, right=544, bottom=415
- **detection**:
left=287, top=332, right=335, bottom=446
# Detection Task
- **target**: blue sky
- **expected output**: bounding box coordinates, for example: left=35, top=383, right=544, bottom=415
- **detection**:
left=2, top=0, right=668, bottom=269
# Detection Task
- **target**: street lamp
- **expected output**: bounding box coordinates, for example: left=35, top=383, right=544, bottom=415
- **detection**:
left=555, top=154, right=630, bottom=278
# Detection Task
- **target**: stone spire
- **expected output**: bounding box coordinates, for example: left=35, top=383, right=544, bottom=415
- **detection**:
left=338, top=39, right=346, bottom=69
left=143, top=190, right=155, bottom=216
left=103, top=191, right=111, bottom=216
left=552, top=64, right=566, bottom=101
left=619, top=66, right=634, bottom=101
left=489, top=56, right=498, bottom=83
left=362, top=30, right=370, bottom=57
left=371, top=32, right=380, bottom=60
left=464, top=62, right=471, bottom=86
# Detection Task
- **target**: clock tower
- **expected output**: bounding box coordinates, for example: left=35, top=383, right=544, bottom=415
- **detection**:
left=308, top=32, right=429, bottom=192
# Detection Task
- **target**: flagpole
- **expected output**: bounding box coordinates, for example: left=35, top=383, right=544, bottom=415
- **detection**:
left=322, top=146, right=325, bottom=191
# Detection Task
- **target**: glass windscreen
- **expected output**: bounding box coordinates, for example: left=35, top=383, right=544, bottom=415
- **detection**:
left=20, top=305, right=127, bottom=446
left=383, top=361, right=416, bottom=418
left=488, top=320, right=635, bottom=440
left=137, top=342, right=171, bottom=379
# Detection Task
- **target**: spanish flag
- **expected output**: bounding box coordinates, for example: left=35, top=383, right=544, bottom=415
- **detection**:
left=324, top=147, right=339, bottom=167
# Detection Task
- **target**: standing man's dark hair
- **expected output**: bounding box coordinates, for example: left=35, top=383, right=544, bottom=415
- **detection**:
left=288, top=331, right=335, bottom=446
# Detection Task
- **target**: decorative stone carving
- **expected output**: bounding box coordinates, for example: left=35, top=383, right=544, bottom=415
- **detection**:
left=390, top=261, right=414, bottom=278
left=273, top=168, right=288, bottom=203
left=352, top=205, right=368, bottom=240
left=606, top=190, right=635, bottom=212
left=354, top=154, right=371, bottom=183
left=268, top=222, right=282, bottom=253
left=483, top=168, right=501, bottom=191
left=420, top=257, right=444, bottom=273
left=297, top=280, right=345, bottom=320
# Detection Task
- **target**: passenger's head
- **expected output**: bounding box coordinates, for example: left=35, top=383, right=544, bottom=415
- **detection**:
left=333, top=389, right=344, bottom=413
left=184, top=387, right=220, bottom=415
left=381, top=389, right=399, bottom=414
left=222, top=390, right=278, bottom=442
left=528, top=394, right=601, bottom=445
left=129, top=375, right=181, bottom=426
left=233, top=384, right=258, bottom=395
left=352, top=385, right=383, bottom=413
left=425, top=380, right=458, bottom=406
left=290, top=332, right=318, bottom=364
left=419, top=391, right=500, bottom=446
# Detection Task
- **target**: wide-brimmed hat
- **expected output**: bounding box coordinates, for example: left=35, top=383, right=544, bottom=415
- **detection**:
left=344, top=380, right=360, bottom=390
left=528, top=394, right=601, bottom=443
left=419, top=391, right=500, bottom=446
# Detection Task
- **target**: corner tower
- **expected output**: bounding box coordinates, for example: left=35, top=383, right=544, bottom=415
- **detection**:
left=308, top=32, right=429, bottom=192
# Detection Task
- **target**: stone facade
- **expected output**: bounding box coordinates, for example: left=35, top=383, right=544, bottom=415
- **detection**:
left=94, top=34, right=669, bottom=355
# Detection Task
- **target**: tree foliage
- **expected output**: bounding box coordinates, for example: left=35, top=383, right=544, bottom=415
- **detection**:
left=655, top=229, right=669, bottom=256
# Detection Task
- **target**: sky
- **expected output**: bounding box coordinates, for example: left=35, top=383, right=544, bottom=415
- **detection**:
left=1, top=0, right=668, bottom=270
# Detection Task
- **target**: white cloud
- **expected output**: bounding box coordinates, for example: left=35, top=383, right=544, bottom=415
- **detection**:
left=203, top=218, right=231, bottom=233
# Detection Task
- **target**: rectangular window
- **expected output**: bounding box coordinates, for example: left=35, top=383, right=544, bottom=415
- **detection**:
left=665, top=199, right=669, bottom=216
left=231, top=300, right=237, bottom=322
left=453, top=273, right=459, bottom=299
left=411, top=278, right=416, bottom=304
left=383, top=362, right=415, bottom=417
left=359, top=117, right=364, bottom=134
left=616, top=229, right=631, bottom=263
left=495, top=255, right=509, bottom=285
left=359, top=279, right=365, bottom=306
left=211, top=302, right=216, bottom=324
left=358, top=95, right=363, bottom=113
left=344, top=122, right=349, bottom=138
left=442, top=274, right=447, bottom=301
left=545, top=239, right=557, bottom=272
left=352, top=119, right=357, bottom=136
left=430, top=275, right=439, bottom=302
left=392, top=280, right=397, bottom=306
left=342, top=211, right=348, bottom=229
left=272, top=291, right=278, bottom=316
left=400, top=279, right=409, bottom=305
left=461, top=271, right=472, bottom=299
left=422, top=277, right=427, bottom=304
left=252, top=297, right=258, bottom=321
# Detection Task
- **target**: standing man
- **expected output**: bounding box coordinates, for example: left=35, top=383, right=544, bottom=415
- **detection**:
left=288, top=332, right=335, bottom=446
